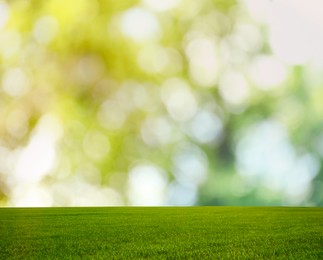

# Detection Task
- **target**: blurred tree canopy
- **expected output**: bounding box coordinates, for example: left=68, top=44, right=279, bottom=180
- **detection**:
left=0, top=0, right=322, bottom=206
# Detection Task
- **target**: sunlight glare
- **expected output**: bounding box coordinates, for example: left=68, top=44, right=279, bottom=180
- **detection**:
left=14, top=115, right=62, bottom=183
left=33, top=16, right=58, bottom=44
left=2, top=67, right=30, bottom=97
left=185, top=36, right=218, bottom=87
left=121, top=7, right=161, bottom=42
left=128, top=164, right=168, bottom=206
left=161, top=77, right=197, bottom=121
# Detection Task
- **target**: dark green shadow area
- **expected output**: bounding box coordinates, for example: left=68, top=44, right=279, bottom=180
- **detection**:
left=0, top=207, right=322, bottom=259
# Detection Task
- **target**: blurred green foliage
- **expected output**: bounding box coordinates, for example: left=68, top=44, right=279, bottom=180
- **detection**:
left=0, top=0, right=322, bottom=206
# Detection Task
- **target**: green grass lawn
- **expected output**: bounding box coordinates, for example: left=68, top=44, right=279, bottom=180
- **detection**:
left=0, top=207, right=322, bottom=259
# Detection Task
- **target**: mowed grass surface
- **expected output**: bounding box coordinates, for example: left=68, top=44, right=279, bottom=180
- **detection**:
left=0, top=207, right=322, bottom=259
